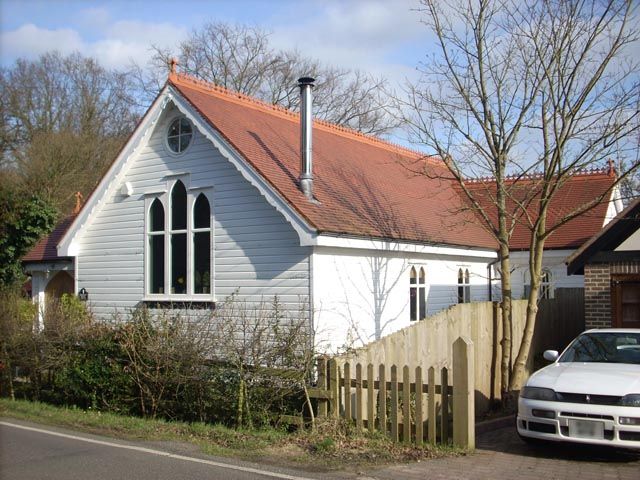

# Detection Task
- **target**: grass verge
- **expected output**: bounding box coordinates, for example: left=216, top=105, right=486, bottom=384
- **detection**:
left=0, top=398, right=465, bottom=471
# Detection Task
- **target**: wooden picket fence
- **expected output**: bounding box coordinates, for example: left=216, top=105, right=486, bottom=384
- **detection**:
left=308, top=336, right=475, bottom=448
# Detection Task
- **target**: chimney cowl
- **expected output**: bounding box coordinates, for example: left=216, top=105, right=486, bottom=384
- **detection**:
left=298, top=76, right=315, bottom=200
left=298, top=76, right=315, bottom=86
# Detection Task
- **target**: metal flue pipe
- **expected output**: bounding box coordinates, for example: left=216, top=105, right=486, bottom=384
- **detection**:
left=298, top=76, right=315, bottom=199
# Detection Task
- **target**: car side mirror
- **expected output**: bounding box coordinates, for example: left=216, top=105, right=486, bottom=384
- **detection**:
left=543, top=350, right=559, bottom=362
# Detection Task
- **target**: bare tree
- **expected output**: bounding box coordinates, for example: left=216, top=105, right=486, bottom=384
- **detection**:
left=400, top=0, right=541, bottom=401
left=400, top=0, right=639, bottom=399
left=616, top=129, right=640, bottom=203
left=509, top=0, right=638, bottom=390
left=15, top=130, right=126, bottom=213
left=133, top=22, right=397, bottom=136
left=0, top=52, right=141, bottom=211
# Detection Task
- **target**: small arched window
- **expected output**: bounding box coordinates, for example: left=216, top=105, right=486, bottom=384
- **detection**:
left=193, top=194, right=211, bottom=294
left=148, top=199, right=165, bottom=294
left=458, top=268, right=471, bottom=303
left=410, top=266, right=427, bottom=321
left=418, top=267, right=426, bottom=320
left=524, top=269, right=554, bottom=299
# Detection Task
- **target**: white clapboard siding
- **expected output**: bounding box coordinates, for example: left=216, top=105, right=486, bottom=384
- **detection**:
left=78, top=104, right=310, bottom=319
left=312, top=248, right=494, bottom=352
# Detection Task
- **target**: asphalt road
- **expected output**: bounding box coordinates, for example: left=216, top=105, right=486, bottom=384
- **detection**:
left=0, top=421, right=331, bottom=480
left=3, top=418, right=639, bottom=480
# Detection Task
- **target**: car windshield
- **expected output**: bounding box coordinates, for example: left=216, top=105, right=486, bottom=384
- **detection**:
left=559, top=332, right=640, bottom=364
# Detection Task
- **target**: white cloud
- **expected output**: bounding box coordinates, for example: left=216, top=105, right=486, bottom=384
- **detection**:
left=0, top=17, right=187, bottom=69
left=1, top=24, right=85, bottom=59
left=319, top=0, right=424, bottom=48
left=0, top=0, right=427, bottom=83
left=268, top=0, right=426, bottom=81
left=106, top=20, right=186, bottom=46
left=91, top=21, right=188, bottom=68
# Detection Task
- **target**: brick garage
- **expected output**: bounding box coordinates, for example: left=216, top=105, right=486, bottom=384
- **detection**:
left=584, top=262, right=640, bottom=328
left=568, top=198, right=640, bottom=329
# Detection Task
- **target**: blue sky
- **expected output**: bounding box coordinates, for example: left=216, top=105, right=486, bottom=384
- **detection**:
left=0, top=0, right=431, bottom=86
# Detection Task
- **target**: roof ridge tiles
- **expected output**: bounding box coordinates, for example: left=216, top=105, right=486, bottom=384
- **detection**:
left=464, top=167, right=613, bottom=184
left=168, top=71, right=436, bottom=163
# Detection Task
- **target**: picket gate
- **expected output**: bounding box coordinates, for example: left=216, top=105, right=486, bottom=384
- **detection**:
left=308, top=336, right=474, bottom=448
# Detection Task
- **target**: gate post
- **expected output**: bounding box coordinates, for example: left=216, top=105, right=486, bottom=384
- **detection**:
left=453, top=336, right=475, bottom=449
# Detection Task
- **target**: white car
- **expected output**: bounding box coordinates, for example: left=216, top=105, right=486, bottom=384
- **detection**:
left=517, top=329, right=640, bottom=450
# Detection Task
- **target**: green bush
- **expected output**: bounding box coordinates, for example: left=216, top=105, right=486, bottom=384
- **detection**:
left=45, top=324, right=132, bottom=412
left=1, top=293, right=313, bottom=429
left=0, top=286, right=39, bottom=399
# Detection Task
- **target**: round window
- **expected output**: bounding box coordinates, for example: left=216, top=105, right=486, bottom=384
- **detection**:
left=167, top=117, right=193, bottom=154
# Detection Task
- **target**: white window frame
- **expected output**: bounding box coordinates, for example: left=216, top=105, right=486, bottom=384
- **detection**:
left=165, top=116, right=194, bottom=156
left=144, top=174, right=214, bottom=301
left=410, top=265, right=427, bottom=321
left=523, top=268, right=554, bottom=300
left=540, top=269, right=553, bottom=299
left=458, top=267, right=471, bottom=304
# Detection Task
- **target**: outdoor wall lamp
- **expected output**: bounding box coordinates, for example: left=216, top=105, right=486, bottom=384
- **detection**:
left=78, top=288, right=89, bottom=301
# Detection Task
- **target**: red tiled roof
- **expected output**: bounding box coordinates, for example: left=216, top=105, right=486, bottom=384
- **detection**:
left=465, top=170, right=615, bottom=250
left=24, top=74, right=616, bottom=263
left=169, top=73, right=497, bottom=249
left=22, top=215, right=76, bottom=262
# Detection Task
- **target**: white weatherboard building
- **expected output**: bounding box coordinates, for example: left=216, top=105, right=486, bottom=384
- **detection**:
left=23, top=72, right=622, bottom=353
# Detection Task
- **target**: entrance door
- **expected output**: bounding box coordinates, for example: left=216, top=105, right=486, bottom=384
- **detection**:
left=612, top=275, right=640, bottom=328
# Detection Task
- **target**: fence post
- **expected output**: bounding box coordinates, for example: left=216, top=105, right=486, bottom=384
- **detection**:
left=427, top=366, right=436, bottom=444
left=390, top=365, right=399, bottom=442
left=415, top=366, right=423, bottom=444
left=441, top=367, right=449, bottom=444
left=402, top=365, right=411, bottom=443
left=317, top=357, right=327, bottom=417
left=329, top=358, right=339, bottom=418
left=378, top=364, right=387, bottom=435
left=453, top=336, right=475, bottom=449
left=367, top=363, right=375, bottom=432
left=344, top=362, right=351, bottom=421
left=356, top=363, right=363, bottom=431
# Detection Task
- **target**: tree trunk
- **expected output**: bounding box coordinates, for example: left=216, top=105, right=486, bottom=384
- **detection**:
left=510, top=229, right=545, bottom=391
left=303, top=383, right=316, bottom=431
left=1, top=342, right=15, bottom=400
left=498, top=243, right=513, bottom=404
left=31, top=340, right=41, bottom=401
left=236, top=376, right=245, bottom=428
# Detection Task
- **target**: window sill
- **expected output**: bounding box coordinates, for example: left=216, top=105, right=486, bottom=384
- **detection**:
left=142, top=296, right=216, bottom=309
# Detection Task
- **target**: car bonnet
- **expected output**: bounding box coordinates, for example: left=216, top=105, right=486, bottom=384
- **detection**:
left=526, top=362, right=640, bottom=396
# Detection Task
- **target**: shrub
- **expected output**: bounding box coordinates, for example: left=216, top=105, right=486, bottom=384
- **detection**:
left=1, top=292, right=315, bottom=429
left=0, top=286, right=39, bottom=399
left=44, top=323, right=132, bottom=412
left=43, top=293, right=91, bottom=336
left=209, top=294, right=314, bottom=428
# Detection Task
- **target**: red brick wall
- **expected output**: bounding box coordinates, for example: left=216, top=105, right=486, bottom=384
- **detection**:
left=584, top=261, right=640, bottom=328
left=584, top=262, right=612, bottom=328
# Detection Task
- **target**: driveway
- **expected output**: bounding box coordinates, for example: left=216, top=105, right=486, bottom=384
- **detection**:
left=361, top=423, right=640, bottom=480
